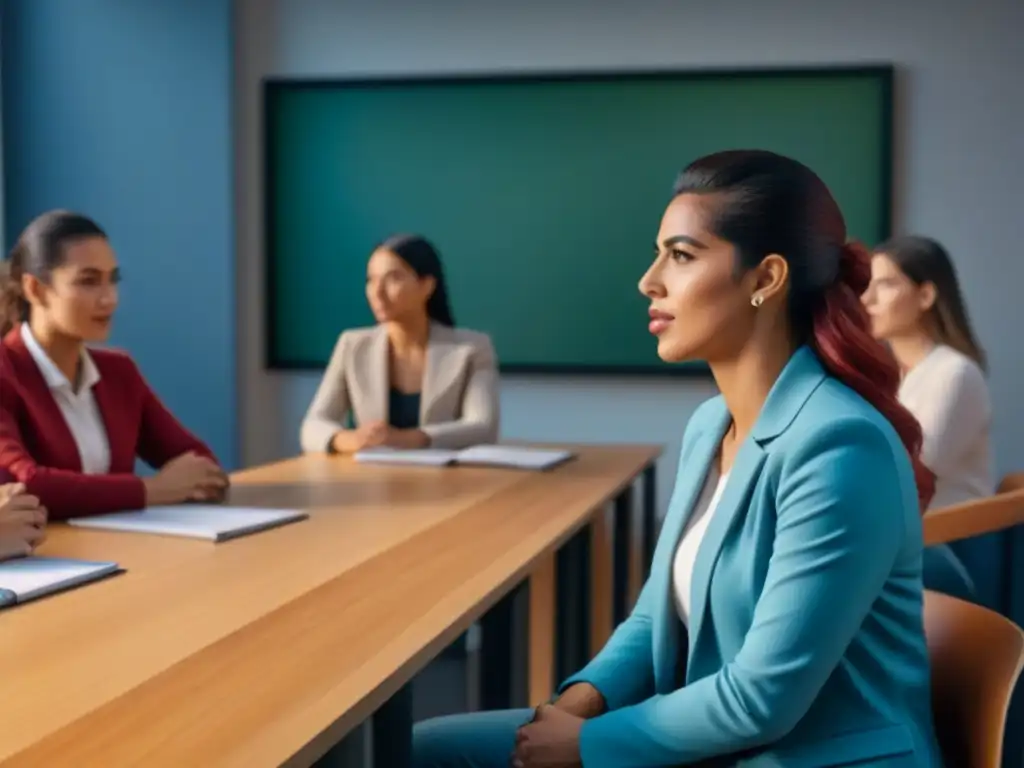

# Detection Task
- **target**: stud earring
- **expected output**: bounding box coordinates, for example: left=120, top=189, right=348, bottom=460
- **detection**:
left=751, top=294, right=764, bottom=308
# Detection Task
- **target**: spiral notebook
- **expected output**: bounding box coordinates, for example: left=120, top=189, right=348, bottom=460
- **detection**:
left=354, top=444, right=575, bottom=471
left=0, top=556, right=122, bottom=609
left=67, top=505, right=308, bottom=542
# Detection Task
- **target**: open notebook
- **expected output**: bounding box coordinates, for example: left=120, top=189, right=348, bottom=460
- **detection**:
left=354, top=444, right=575, bottom=471
left=67, top=505, right=308, bottom=542
left=0, top=557, right=121, bottom=609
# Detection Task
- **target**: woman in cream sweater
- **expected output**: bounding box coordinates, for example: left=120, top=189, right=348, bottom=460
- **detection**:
left=863, top=235, right=993, bottom=601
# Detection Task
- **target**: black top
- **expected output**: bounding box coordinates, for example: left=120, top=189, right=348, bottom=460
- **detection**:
left=388, top=388, right=421, bottom=430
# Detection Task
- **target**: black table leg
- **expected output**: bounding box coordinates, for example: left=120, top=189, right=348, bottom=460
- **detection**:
left=311, top=723, right=366, bottom=767
left=642, top=463, right=658, bottom=578
left=613, top=485, right=633, bottom=626
left=555, top=528, right=590, bottom=683
left=371, top=684, right=412, bottom=768
left=509, top=582, right=529, bottom=709
left=479, top=585, right=520, bottom=710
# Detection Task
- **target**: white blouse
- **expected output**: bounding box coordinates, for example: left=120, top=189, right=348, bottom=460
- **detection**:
left=21, top=323, right=112, bottom=475
left=673, top=467, right=730, bottom=626
left=898, top=344, right=994, bottom=510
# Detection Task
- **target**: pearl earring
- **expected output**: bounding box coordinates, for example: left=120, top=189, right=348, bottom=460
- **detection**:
left=751, top=294, right=764, bottom=308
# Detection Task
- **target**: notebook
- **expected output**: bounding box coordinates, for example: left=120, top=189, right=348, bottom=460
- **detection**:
left=0, top=556, right=122, bottom=609
left=355, top=445, right=575, bottom=471
left=67, top=505, right=308, bottom=542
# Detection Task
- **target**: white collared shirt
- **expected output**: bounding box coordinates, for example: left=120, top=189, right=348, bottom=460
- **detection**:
left=21, top=323, right=112, bottom=475
left=673, top=467, right=730, bottom=626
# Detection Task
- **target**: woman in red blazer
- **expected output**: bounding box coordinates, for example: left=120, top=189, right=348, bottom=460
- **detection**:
left=0, top=210, right=228, bottom=520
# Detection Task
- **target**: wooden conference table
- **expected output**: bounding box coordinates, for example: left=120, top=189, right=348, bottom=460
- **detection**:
left=0, top=444, right=660, bottom=767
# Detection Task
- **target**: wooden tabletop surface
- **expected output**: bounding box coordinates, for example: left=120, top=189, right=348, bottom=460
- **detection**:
left=0, top=444, right=659, bottom=768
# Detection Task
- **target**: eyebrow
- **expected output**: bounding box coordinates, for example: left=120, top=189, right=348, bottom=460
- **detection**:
left=658, top=234, right=709, bottom=250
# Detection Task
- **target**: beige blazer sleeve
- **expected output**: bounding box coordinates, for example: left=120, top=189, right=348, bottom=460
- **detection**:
left=421, top=332, right=500, bottom=450
left=300, top=332, right=352, bottom=453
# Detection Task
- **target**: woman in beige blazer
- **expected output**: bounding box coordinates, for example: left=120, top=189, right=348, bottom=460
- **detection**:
left=300, top=234, right=500, bottom=454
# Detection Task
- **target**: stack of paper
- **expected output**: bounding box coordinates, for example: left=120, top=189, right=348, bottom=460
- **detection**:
left=67, top=505, right=308, bottom=542
left=455, top=445, right=574, bottom=470
left=355, top=444, right=574, bottom=471
left=354, top=448, right=460, bottom=467
left=0, top=557, right=121, bottom=609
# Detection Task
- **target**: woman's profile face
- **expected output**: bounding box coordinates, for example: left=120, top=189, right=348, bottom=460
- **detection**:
left=862, top=254, right=931, bottom=341
left=638, top=193, right=756, bottom=364
left=24, top=236, right=119, bottom=343
left=365, top=248, right=434, bottom=325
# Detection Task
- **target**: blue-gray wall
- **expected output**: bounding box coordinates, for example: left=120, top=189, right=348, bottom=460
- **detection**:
left=2, top=0, right=237, bottom=468
left=239, top=0, right=1024, bottom=610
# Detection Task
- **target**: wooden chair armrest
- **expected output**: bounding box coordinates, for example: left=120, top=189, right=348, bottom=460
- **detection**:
left=998, top=472, right=1024, bottom=494
left=924, top=488, right=1024, bottom=545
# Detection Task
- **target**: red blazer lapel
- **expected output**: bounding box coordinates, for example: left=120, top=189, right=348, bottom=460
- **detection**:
left=90, top=372, right=135, bottom=472
left=1, top=327, right=83, bottom=471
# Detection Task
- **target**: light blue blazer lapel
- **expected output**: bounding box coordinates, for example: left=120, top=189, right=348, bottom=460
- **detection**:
left=685, top=437, right=767, bottom=680
left=683, top=346, right=827, bottom=683
left=652, top=401, right=730, bottom=692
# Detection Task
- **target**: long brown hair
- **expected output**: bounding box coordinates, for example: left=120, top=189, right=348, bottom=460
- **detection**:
left=874, top=235, right=987, bottom=372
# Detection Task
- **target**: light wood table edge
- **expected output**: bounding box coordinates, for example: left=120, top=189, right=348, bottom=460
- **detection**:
left=2, top=446, right=661, bottom=768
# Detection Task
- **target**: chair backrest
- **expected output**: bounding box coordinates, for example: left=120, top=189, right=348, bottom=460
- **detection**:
left=925, top=590, right=1024, bottom=768
left=998, top=472, right=1024, bottom=494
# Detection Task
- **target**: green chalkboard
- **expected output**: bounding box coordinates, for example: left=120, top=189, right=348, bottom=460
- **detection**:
left=264, top=67, right=892, bottom=373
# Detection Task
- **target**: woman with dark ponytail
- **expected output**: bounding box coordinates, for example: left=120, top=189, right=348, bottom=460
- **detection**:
left=0, top=210, right=228, bottom=520
left=300, top=233, right=499, bottom=455
left=414, top=152, right=941, bottom=767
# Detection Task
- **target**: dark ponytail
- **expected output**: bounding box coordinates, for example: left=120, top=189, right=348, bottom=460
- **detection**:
left=377, top=234, right=456, bottom=327
left=0, top=242, right=29, bottom=337
left=674, top=150, right=934, bottom=512
left=811, top=242, right=935, bottom=510
left=0, top=210, right=107, bottom=337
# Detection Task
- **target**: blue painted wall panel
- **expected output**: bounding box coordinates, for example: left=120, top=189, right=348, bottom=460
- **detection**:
left=2, top=0, right=236, bottom=467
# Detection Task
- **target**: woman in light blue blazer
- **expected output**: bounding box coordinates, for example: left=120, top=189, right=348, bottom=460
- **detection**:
left=413, top=151, right=943, bottom=767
